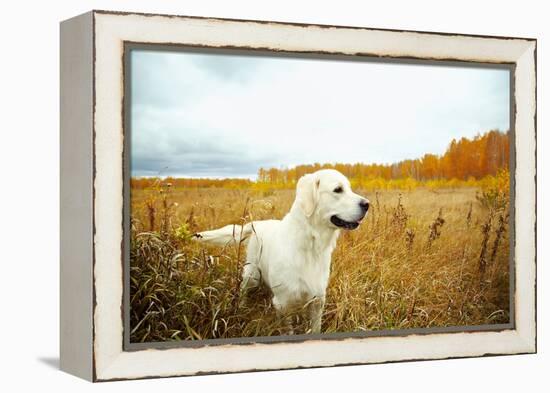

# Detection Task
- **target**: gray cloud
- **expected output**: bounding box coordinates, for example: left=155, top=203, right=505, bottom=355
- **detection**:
left=130, top=124, right=283, bottom=178
left=131, top=50, right=261, bottom=109
left=193, top=53, right=261, bottom=83
left=132, top=154, right=275, bottom=178
left=130, top=50, right=510, bottom=179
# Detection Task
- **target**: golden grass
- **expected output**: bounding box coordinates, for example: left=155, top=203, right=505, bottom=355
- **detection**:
left=129, top=186, right=510, bottom=343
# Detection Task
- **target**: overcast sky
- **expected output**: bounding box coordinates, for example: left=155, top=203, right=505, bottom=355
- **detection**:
left=130, top=49, right=510, bottom=179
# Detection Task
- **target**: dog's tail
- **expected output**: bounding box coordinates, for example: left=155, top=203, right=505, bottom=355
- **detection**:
left=192, top=223, right=254, bottom=247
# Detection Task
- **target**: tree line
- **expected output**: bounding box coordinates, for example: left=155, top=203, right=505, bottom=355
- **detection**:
left=131, top=177, right=253, bottom=190
left=131, top=130, right=509, bottom=190
left=257, top=130, right=509, bottom=184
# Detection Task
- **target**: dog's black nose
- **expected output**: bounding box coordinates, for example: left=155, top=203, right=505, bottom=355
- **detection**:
left=359, top=199, right=370, bottom=212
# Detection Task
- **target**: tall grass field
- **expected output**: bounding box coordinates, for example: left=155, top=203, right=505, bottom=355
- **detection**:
left=129, top=173, right=510, bottom=343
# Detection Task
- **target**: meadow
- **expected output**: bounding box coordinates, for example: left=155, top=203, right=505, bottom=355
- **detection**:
left=129, top=176, right=510, bottom=343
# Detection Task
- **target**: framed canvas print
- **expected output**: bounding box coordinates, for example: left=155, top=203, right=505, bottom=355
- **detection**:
left=60, top=10, right=537, bottom=382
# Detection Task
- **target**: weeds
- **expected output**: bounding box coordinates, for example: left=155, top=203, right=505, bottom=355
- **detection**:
left=427, top=208, right=445, bottom=248
left=391, top=194, right=409, bottom=231
left=405, top=229, right=415, bottom=251
left=478, top=213, right=493, bottom=277
left=491, top=213, right=507, bottom=263
left=130, top=186, right=510, bottom=341
left=466, top=202, right=473, bottom=227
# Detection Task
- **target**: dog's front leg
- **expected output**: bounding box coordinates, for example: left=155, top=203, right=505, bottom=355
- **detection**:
left=238, top=262, right=261, bottom=307
left=308, top=296, right=325, bottom=334
left=272, top=295, right=295, bottom=335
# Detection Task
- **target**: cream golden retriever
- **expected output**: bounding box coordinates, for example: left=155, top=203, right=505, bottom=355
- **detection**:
left=193, top=169, right=369, bottom=333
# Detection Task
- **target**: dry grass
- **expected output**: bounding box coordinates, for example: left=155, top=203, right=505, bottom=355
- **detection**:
left=129, top=185, right=510, bottom=343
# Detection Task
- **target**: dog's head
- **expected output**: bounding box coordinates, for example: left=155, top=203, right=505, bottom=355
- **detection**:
left=295, top=169, right=369, bottom=230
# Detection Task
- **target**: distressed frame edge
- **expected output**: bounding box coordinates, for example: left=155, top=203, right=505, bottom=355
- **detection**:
left=97, top=351, right=537, bottom=383
left=59, top=10, right=95, bottom=382
left=512, top=40, right=537, bottom=354
left=91, top=8, right=537, bottom=42
left=122, top=43, right=517, bottom=352
left=90, top=11, right=537, bottom=381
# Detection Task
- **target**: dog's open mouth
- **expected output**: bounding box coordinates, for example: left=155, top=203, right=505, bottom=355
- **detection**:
left=330, top=215, right=362, bottom=230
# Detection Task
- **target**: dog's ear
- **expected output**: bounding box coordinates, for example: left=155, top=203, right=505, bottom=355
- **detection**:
left=296, top=173, right=320, bottom=217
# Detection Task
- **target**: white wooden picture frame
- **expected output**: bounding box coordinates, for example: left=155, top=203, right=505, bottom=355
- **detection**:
left=60, top=10, right=536, bottom=381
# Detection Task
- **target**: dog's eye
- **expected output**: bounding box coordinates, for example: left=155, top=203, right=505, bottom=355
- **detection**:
left=333, top=186, right=343, bottom=194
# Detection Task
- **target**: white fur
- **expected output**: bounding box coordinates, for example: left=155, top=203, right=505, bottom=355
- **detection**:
left=194, top=169, right=369, bottom=333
